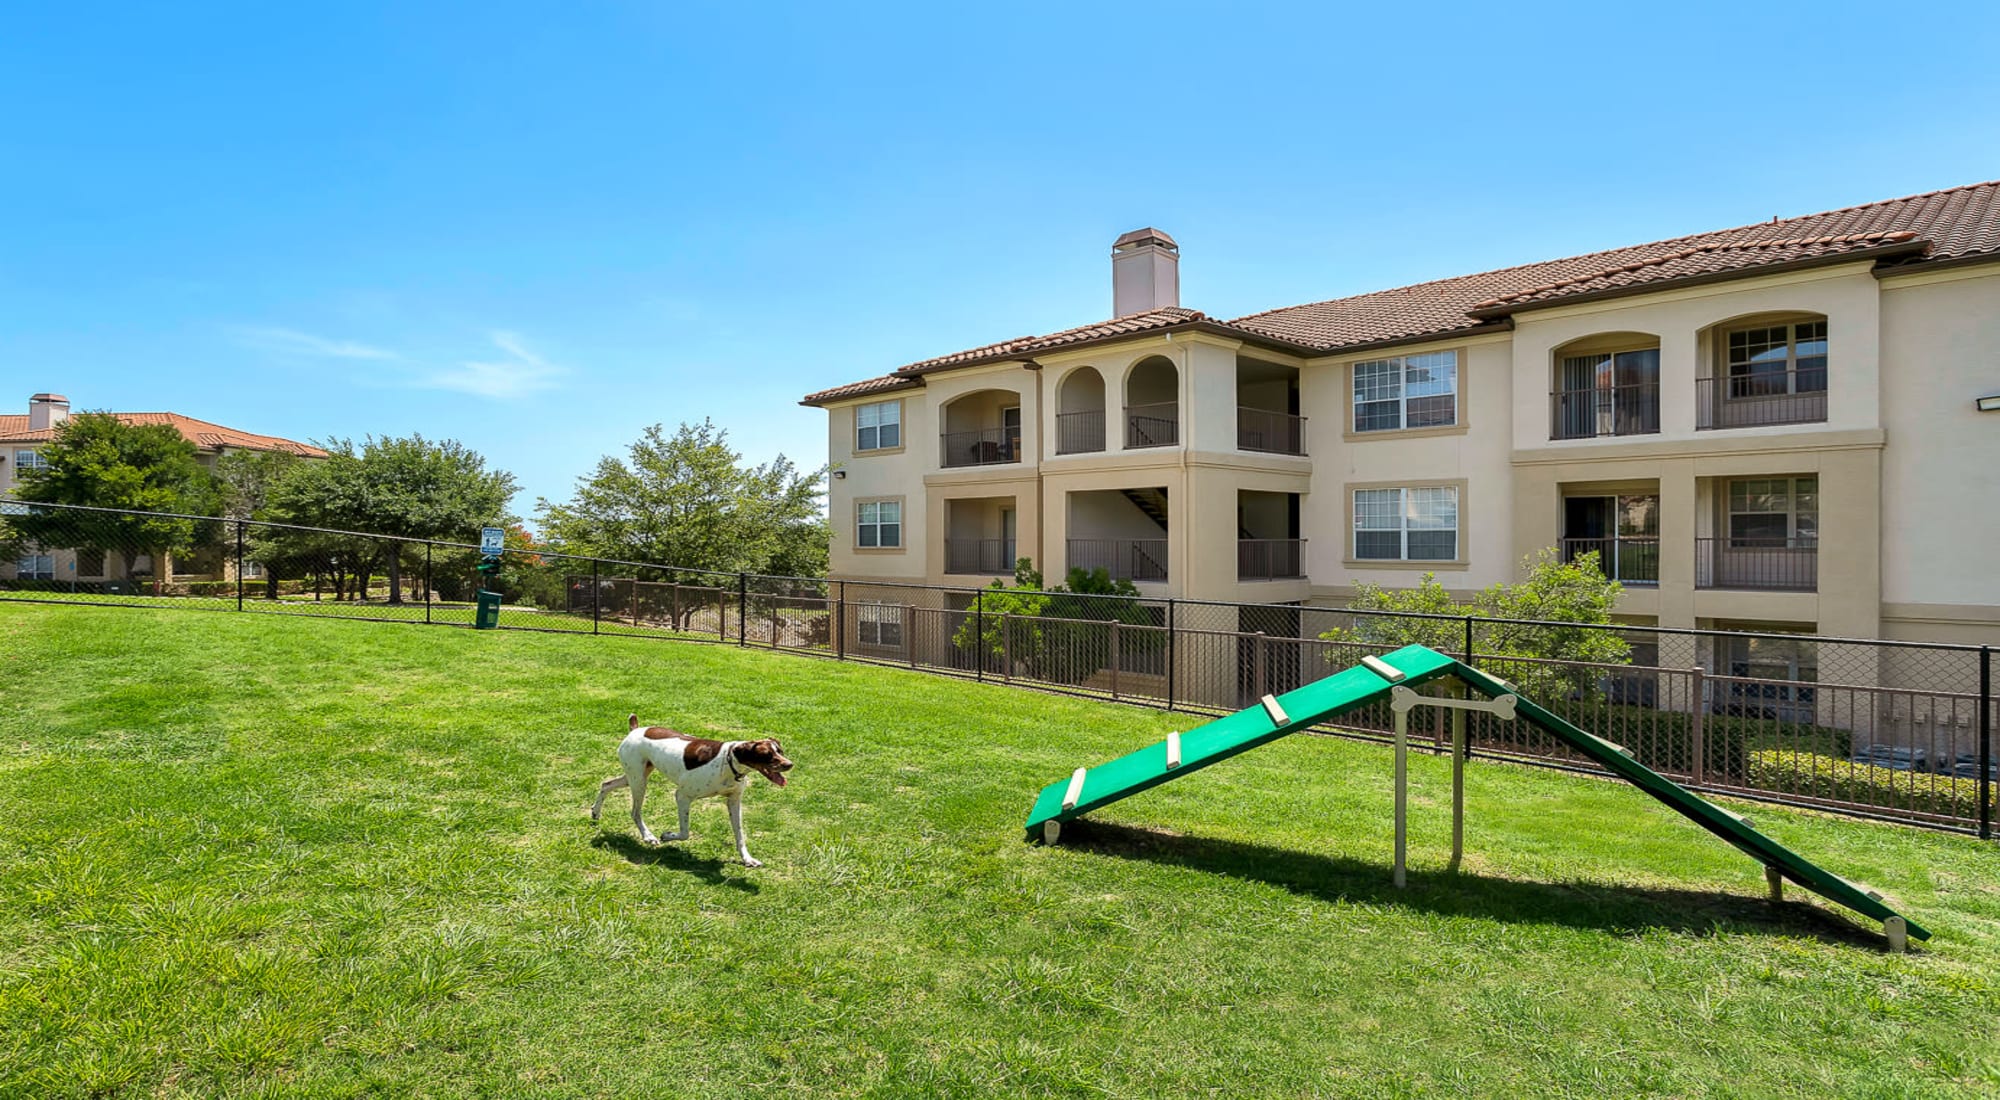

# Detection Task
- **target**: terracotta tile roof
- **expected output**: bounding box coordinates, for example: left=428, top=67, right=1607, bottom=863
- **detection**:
left=892, top=307, right=1214, bottom=376
left=0, top=411, right=327, bottom=457
left=803, top=180, right=2000, bottom=401
left=798, top=374, right=923, bottom=406
left=1236, top=181, right=1999, bottom=345
left=1466, top=232, right=1921, bottom=312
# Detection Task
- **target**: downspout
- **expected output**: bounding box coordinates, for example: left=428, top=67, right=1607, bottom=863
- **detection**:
left=1170, top=331, right=1190, bottom=600
left=1026, top=360, right=1045, bottom=581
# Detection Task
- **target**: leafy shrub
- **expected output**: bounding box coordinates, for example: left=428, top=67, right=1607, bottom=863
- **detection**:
left=1747, top=750, right=1990, bottom=822
left=1322, top=550, right=1631, bottom=703
left=954, top=559, right=1161, bottom=683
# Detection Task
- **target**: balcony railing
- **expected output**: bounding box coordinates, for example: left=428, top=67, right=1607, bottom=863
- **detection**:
left=1550, top=383, right=1660, bottom=440
left=940, top=428, right=1021, bottom=468
left=1055, top=410, right=1106, bottom=455
left=1124, top=402, right=1179, bottom=449
left=1560, top=536, right=1660, bottom=585
left=1237, top=538, right=1304, bottom=580
left=1696, top=370, right=1827, bottom=430
left=1696, top=537, right=1818, bottom=591
left=1237, top=407, right=1306, bottom=455
left=1068, top=538, right=1167, bottom=582
left=944, top=538, right=1015, bottom=575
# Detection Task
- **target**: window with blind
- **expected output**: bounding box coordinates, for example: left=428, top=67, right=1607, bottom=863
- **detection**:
left=1353, top=486, right=1459, bottom=561
left=855, top=401, right=902, bottom=451
left=856, top=601, right=905, bottom=647
left=1727, top=477, right=1817, bottom=546
left=1728, top=321, right=1827, bottom=396
left=1352, top=351, right=1458, bottom=433
left=1553, top=347, right=1660, bottom=438
left=857, top=500, right=902, bottom=548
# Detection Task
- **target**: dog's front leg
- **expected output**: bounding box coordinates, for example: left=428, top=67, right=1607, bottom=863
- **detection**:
left=726, top=790, right=761, bottom=867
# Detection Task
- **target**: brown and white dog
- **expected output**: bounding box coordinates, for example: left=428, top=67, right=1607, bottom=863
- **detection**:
left=591, top=715, right=793, bottom=866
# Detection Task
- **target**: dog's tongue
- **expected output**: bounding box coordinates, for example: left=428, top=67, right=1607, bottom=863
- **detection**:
left=770, top=773, right=787, bottom=787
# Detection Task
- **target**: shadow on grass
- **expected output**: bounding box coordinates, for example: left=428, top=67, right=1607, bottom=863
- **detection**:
left=591, top=833, right=760, bottom=892
left=1058, top=820, right=1888, bottom=948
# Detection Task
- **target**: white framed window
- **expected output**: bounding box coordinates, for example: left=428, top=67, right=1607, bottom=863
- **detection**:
left=1726, top=321, right=1827, bottom=396
left=1354, top=486, right=1458, bottom=561
left=855, top=401, right=902, bottom=452
left=856, top=601, right=905, bottom=647
left=857, top=500, right=902, bottom=548
left=14, top=448, right=47, bottom=472
left=1727, top=477, right=1817, bottom=547
left=1721, top=631, right=1818, bottom=721
left=16, top=552, right=54, bottom=580
left=1353, top=350, right=1458, bottom=433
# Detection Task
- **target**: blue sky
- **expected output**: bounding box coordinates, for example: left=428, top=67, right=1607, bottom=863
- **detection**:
left=3, top=2, right=1997, bottom=521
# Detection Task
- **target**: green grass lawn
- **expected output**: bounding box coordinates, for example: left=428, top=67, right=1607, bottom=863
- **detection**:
left=3, top=605, right=1998, bottom=1099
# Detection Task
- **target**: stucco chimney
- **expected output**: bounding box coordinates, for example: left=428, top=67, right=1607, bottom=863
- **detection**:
left=1112, top=228, right=1179, bottom=317
left=28, top=393, right=69, bottom=431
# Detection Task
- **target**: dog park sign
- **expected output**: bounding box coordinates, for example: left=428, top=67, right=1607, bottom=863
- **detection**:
left=474, top=526, right=506, bottom=629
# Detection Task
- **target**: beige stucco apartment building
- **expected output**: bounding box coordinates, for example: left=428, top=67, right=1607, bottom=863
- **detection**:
left=803, top=184, right=2000, bottom=659
left=1, top=393, right=325, bottom=584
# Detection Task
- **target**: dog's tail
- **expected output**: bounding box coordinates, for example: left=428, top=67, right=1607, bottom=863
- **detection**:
left=628, top=713, right=641, bottom=731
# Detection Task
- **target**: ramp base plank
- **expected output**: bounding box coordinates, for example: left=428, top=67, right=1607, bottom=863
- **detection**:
left=1023, top=643, right=1931, bottom=945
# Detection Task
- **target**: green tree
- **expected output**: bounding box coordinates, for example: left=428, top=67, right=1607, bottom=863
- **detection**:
left=212, top=448, right=301, bottom=521
left=535, top=419, right=826, bottom=584
left=10, top=412, right=220, bottom=593
left=1320, top=549, right=1631, bottom=701
left=258, top=435, right=517, bottom=603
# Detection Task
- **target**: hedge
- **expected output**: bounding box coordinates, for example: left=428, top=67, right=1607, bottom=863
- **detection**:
left=1747, top=750, right=1991, bottom=822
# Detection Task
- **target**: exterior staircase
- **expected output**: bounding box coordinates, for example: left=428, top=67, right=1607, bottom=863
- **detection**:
left=1119, top=487, right=1169, bottom=531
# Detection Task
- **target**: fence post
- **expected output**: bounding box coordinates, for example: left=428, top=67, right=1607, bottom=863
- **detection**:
left=835, top=582, right=846, bottom=660
left=975, top=589, right=985, bottom=683
left=771, top=598, right=781, bottom=649
left=1166, top=598, right=1177, bottom=712
left=718, top=587, right=727, bottom=642
left=592, top=560, right=601, bottom=635
left=424, top=542, right=432, bottom=625
left=906, top=604, right=917, bottom=668
left=737, top=573, right=747, bottom=647
left=1690, top=665, right=1707, bottom=787
left=1980, top=646, right=1992, bottom=842
left=1110, top=619, right=1121, bottom=700
left=1001, top=612, right=1012, bottom=683
left=1253, top=631, right=1268, bottom=701
left=234, top=521, right=245, bottom=612
left=1463, top=616, right=1474, bottom=667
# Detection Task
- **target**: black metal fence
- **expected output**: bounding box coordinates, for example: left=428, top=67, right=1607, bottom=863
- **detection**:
left=4, top=500, right=1992, bottom=838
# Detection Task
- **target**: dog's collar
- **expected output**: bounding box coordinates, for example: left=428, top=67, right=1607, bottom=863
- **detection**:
left=722, top=742, right=748, bottom=781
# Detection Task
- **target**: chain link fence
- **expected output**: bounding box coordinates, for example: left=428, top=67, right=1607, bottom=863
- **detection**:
left=4, top=500, right=1992, bottom=837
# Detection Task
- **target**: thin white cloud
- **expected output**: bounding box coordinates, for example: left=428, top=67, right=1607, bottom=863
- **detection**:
left=422, top=331, right=567, bottom=399
left=229, top=325, right=400, bottom=361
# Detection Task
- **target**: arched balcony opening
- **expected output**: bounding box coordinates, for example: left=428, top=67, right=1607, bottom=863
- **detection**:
left=1055, top=367, right=1106, bottom=454
left=1123, top=356, right=1180, bottom=448
left=939, top=388, right=1024, bottom=467
left=1550, top=331, right=1661, bottom=440
left=1696, top=311, right=1828, bottom=429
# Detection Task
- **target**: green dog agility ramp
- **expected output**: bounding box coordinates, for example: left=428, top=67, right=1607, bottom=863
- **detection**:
left=1024, top=644, right=1928, bottom=947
